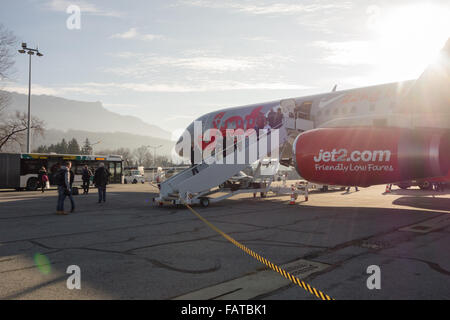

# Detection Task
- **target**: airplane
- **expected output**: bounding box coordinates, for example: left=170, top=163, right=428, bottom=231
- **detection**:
left=175, top=38, right=449, bottom=190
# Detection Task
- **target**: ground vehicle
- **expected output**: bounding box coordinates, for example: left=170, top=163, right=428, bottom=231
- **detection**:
left=0, top=153, right=123, bottom=191
left=397, top=179, right=449, bottom=190
left=219, top=171, right=254, bottom=189
left=124, top=169, right=145, bottom=184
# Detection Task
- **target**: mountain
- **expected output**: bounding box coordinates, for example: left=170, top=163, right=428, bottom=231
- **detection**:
left=2, top=91, right=171, bottom=139
left=33, top=129, right=174, bottom=156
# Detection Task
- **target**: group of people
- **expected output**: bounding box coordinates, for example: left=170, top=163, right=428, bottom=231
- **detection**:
left=266, top=108, right=284, bottom=130
left=50, top=161, right=111, bottom=215
left=189, top=108, right=285, bottom=176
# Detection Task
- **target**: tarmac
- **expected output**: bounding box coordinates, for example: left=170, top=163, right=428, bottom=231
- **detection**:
left=0, top=183, right=449, bottom=299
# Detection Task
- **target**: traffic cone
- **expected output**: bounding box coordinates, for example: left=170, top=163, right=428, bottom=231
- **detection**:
left=385, top=185, right=390, bottom=193
left=289, top=186, right=296, bottom=205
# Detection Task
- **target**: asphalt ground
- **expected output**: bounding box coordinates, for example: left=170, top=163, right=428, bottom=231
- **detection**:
left=0, top=183, right=449, bottom=300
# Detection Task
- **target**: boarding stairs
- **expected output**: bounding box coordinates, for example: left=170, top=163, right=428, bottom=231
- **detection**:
left=157, top=126, right=287, bottom=205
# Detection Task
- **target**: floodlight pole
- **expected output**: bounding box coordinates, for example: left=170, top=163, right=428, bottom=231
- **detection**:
left=27, top=52, right=32, bottom=153
left=18, top=43, right=43, bottom=153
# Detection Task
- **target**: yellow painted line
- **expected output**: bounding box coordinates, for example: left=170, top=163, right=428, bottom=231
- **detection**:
left=185, top=203, right=334, bottom=300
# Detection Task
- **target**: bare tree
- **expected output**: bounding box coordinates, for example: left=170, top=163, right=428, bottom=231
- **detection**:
left=0, top=111, right=44, bottom=151
left=0, top=25, right=45, bottom=152
left=133, top=145, right=152, bottom=167
left=0, top=24, right=16, bottom=82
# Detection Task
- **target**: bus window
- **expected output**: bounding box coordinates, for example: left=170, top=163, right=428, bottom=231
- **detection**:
left=116, top=162, right=122, bottom=175
left=20, top=159, right=44, bottom=175
left=109, top=162, right=115, bottom=176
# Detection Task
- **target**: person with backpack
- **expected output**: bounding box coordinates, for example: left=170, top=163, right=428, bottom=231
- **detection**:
left=55, top=161, right=75, bottom=215
left=38, top=166, right=48, bottom=193
left=93, top=162, right=111, bottom=203
left=81, top=165, right=93, bottom=195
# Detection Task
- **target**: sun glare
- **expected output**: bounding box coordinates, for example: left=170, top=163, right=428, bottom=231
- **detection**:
left=368, top=3, right=449, bottom=82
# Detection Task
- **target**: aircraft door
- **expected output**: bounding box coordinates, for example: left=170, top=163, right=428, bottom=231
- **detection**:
left=295, top=101, right=314, bottom=131
left=280, top=99, right=296, bottom=130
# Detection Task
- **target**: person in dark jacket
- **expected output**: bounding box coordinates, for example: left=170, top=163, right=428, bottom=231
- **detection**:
left=69, top=167, right=75, bottom=188
left=81, top=165, right=93, bottom=194
left=190, top=142, right=199, bottom=176
left=38, top=166, right=48, bottom=193
left=273, top=108, right=284, bottom=129
left=56, top=162, right=75, bottom=214
left=267, top=109, right=277, bottom=128
left=93, top=163, right=111, bottom=203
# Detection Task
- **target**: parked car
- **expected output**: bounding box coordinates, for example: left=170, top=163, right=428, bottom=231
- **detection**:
left=124, top=170, right=145, bottom=184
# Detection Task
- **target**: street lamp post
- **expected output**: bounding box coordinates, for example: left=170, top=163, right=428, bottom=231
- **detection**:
left=147, top=145, right=162, bottom=181
left=18, top=43, right=43, bottom=153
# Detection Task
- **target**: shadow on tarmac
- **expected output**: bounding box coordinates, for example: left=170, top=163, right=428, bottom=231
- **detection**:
left=393, top=197, right=450, bottom=212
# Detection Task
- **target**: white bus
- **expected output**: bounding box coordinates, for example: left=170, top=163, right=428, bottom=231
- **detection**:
left=0, top=153, right=123, bottom=191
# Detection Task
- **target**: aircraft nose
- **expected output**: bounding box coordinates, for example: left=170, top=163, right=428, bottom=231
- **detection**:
left=175, top=120, right=196, bottom=157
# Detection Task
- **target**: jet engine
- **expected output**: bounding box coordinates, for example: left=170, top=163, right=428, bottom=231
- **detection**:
left=293, top=127, right=449, bottom=187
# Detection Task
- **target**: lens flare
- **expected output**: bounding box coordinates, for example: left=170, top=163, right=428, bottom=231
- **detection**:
left=33, top=253, right=51, bottom=275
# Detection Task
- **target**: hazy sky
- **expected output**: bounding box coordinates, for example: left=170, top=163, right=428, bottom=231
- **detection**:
left=1, top=0, right=449, bottom=139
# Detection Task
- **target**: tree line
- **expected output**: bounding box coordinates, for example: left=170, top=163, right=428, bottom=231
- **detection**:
left=34, top=138, right=93, bottom=155
left=34, top=138, right=173, bottom=168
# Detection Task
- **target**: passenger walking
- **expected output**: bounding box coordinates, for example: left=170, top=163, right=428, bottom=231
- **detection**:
left=94, top=163, right=110, bottom=203
left=69, top=166, right=75, bottom=189
left=190, top=142, right=199, bottom=176
left=273, top=108, right=284, bottom=129
left=346, top=186, right=359, bottom=192
left=38, top=166, right=48, bottom=193
left=55, top=161, right=75, bottom=215
left=267, top=109, right=277, bottom=128
left=81, top=165, right=93, bottom=194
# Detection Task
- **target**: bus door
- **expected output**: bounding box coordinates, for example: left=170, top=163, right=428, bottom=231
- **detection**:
left=109, top=162, right=117, bottom=183
left=115, top=161, right=122, bottom=183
